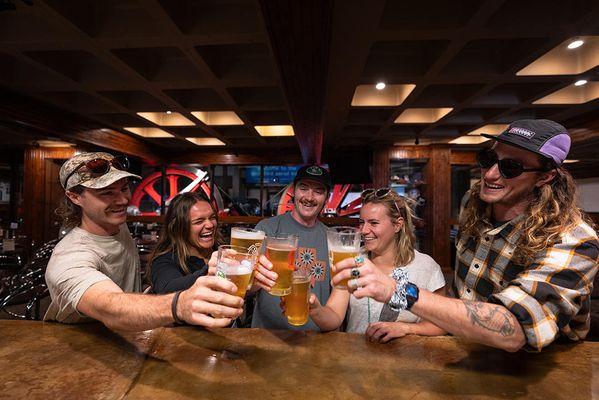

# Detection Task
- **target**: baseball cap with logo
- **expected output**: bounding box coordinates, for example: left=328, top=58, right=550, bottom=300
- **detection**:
left=481, top=119, right=571, bottom=166
left=293, top=165, right=332, bottom=190
left=59, top=152, right=141, bottom=190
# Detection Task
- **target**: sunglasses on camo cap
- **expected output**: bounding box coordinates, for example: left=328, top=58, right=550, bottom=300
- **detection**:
left=476, top=149, right=550, bottom=179
left=64, top=156, right=130, bottom=187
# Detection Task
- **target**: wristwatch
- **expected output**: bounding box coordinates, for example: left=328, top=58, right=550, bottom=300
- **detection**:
left=387, top=268, right=419, bottom=312
left=405, top=282, right=420, bottom=310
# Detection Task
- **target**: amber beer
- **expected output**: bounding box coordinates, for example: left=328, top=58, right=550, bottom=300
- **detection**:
left=218, top=262, right=253, bottom=298
left=285, top=272, right=310, bottom=326
left=216, top=245, right=256, bottom=298
left=326, top=226, right=361, bottom=290
left=329, top=246, right=359, bottom=289
left=230, top=227, right=265, bottom=254
left=265, top=235, right=299, bottom=296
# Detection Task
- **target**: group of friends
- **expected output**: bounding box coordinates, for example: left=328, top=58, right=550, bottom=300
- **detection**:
left=44, top=119, right=599, bottom=352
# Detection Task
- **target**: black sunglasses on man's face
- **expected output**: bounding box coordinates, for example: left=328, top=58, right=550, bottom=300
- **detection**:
left=476, top=149, right=548, bottom=179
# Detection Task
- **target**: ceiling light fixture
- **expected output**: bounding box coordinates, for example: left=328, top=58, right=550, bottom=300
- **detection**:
left=567, top=39, right=584, bottom=49
left=574, top=79, right=588, bottom=86
left=375, top=82, right=386, bottom=90
left=166, top=110, right=172, bottom=114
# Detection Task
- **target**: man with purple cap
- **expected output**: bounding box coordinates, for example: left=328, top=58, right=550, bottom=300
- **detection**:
left=332, top=119, right=598, bottom=351
left=44, top=152, right=244, bottom=330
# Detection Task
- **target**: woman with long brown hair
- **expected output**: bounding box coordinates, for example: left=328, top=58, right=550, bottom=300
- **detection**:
left=304, top=188, right=446, bottom=341
left=149, top=192, right=222, bottom=294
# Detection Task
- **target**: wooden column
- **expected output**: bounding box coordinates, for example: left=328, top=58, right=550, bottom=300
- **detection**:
left=372, top=146, right=390, bottom=187
left=423, top=145, right=451, bottom=272
left=23, top=146, right=76, bottom=248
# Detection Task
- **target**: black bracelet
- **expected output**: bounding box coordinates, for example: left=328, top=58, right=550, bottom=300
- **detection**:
left=171, top=291, right=183, bottom=325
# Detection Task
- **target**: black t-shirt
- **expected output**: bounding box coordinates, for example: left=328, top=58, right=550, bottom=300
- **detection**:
left=150, top=252, right=208, bottom=294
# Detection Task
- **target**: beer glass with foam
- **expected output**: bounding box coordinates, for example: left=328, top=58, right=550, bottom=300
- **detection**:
left=327, top=226, right=360, bottom=289
left=216, top=245, right=257, bottom=298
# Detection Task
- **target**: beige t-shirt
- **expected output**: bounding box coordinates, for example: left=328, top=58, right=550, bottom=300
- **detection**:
left=346, top=250, right=445, bottom=334
left=44, top=224, right=141, bottom=323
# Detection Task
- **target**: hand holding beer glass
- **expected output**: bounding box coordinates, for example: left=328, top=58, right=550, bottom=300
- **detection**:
left=327, top=226, right=361, bottom=290
left=216, top=245, right=257, bottom=298
left=265, top=234, right=299, bottom=296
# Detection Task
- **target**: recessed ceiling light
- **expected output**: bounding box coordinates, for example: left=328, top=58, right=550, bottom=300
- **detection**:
left=191, top=111, right=244, bottom=126
left=351, top=84, right=416, bottom=106
left=255, top=125, right=295, bottom=137
left=575, top=79, right=588, bottom=86
left=567, top=39, right=584, bottom=49
left=124, top=127, right=174, bottom=138
left=186, top=137, right=225, bottom=146
left=137, top=112, right=194, bottom=126
left=166, top=110, right=172, bottom=114
left=35, top=139, right=76, bottom=147
left=564, top=159, right=580, bottom=163
left=375, top=82, right=386, bottom=90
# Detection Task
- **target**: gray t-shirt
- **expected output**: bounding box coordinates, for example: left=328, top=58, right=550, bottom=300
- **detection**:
left=346, top=250, right=445, bottom=334
left=44, top=224, right=141, bottom=323
left=251, top=212, right=331, bottom=330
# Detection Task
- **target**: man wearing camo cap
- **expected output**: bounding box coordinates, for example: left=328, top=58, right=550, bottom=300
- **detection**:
left=45, top=152, right=244, bottom=331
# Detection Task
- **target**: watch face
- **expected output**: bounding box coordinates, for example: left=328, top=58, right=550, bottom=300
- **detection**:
left=406, top=283, right=419, bottom=298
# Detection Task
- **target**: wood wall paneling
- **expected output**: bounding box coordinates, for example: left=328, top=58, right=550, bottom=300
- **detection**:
left=372, top=146, right=390, bottom=188
left=23, top=146, right=76, bottom=248
left=423, top=145, right=452, bottom=272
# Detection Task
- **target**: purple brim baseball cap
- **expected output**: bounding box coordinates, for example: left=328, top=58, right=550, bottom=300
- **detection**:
left=481, top=119, right=571, bottom=165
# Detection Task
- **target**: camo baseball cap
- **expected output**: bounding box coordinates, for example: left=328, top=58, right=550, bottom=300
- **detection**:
left=59, top=152, right=141, bottom=190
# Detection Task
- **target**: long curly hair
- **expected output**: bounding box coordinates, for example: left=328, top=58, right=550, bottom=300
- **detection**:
left=362, top=191, right=418, bottom=267
left=55, top=185, right=85, bottom=229
left=459, top=165, right=589, bottom=264
left=148, top=192, right=222, bottom=276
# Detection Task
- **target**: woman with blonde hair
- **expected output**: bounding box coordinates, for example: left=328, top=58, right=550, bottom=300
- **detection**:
left=304, top=188, right=446, bottom=341
left=149, top=192, right=222, bottom=294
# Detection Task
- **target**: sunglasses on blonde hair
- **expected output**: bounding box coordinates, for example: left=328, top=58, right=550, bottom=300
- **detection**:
left=361, top=188, right=404, bottom=217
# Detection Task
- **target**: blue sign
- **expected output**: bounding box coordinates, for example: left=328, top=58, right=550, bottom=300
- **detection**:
left=245, top=166, right=301, bottom=185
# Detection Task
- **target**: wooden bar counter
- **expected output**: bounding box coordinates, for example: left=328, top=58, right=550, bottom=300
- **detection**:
left=1, top=320, right=597, bottom=399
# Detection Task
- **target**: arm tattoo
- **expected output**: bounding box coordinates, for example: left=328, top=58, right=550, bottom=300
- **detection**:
left=463, top=301, right=516, bottom=336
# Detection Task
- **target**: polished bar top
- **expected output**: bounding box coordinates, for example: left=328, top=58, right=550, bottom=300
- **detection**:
left=0, top=320, right=597, bottom=399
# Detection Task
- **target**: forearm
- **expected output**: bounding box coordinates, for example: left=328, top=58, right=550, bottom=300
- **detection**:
left=86, top=292, right=175, bottom=331
left=309, top=305, right=344, bottom=331
left=406, top=320, right=446, bottom=337
left=411, top=290, right=526, bottom=352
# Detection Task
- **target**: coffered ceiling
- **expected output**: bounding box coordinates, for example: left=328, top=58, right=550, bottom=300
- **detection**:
left=1, top=0, right=599, bottom=164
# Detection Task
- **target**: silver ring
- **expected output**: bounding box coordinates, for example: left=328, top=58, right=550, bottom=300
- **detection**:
left=349, top=278, right=360, bottom=290
left=351, top=267, right=360, bottom=278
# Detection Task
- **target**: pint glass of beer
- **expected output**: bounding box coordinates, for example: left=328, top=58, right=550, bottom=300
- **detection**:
left=285, top=269, right=310, bottom=326
left=265, top=234, right=299, bottom=296
left=327, top=226, right=360, bottom=289
left=216, top=245, right=257, bottom=298
left=230, top=227, right=265, bottom=254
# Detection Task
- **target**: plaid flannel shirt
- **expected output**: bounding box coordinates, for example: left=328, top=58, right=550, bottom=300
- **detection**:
left=454, top=204, right=599, bottom=352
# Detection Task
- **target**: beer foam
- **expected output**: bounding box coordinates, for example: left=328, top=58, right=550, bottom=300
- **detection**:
left=218, top=261, right=253, bottom=275
left=231, top=229, right=265, bottom=240
left=329, top=245, right=358, bottom=253
left=266, top=244, right=297, bottom=251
